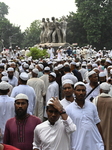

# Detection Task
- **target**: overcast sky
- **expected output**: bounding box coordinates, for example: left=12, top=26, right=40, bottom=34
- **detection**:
left=1, top=0, right=77, bottom=32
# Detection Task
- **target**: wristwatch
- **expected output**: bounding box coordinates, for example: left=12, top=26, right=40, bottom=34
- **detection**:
left=59, top=109, right=66, bottom=115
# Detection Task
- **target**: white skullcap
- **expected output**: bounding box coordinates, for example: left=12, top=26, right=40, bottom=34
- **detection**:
left=58, top=64, right=63, bottom=69
left=0, top=63, right=4, bottom=67
left=81, top=63, right=86, bottom=67
left=92, top=64, right=98, bottom=68
left=7, top=67, right=14, bottom=72
left=1, top=71, right=8, bottom=76
left=29, top=65, right=34, bottom=69
left=110, top=69, right=112, bottom=74
left=74, top=82, right=86, bottom=88
left=20, top=72, right=28, bottom=81
left=1, top=76, right=9, bottom=82
left=23, top=63, right=29, bottom=68
left=50, top=72, right=56, bottom=78
left=70, top=62, right=76, bottom=65
left=38, top=64, right=44, bottom=70
left=15, top=93, right=28, bottom=101
left=48, top=61, right=52, bottom=65
left=106, top=59, right=111, bottom=64
left=64, top=62, right=70, bottom=66
left=76, top=62, right=80, bottom=67
left=99, top=72, right=106, bottom=77
left=44, top=66, right=50, bottom=71
left=46, top=98, right=54, bottom=106
left=54, top=67, right=58, bottom=71
left=62, top=79, right=74, bottom=87
left=100, top=82, right=110, bottom=91
left=0, top=81, right=10, bottom=90
left=32, top=68, right=39, bottom=74
left=88, top=70, right=96, bottom=77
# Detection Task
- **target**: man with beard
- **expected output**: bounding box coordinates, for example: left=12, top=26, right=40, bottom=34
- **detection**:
left=3, top=93, right=41, bottom=150
left=7, top=67, right=18, bottom=87
left=66, top=82, right=105, bottom=150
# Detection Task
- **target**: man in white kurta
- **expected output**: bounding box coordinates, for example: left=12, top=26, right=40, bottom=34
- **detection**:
left=27, top=69, right=46, bottom=121
left=66, top=82, right=104, bottom=150
left=33, top=97, right=76, bottom=150
left=11, top=72, right=36, bottom=115
left=0, top=82, right=15, bottom=143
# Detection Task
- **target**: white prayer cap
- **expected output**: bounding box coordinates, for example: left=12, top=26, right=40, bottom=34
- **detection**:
left=92, top=63, right=98, bottom=68
left=49, top=72, right=56, bottom=78
left=70, top=62, right=76, bottom=66
left=88, top=70, right=96, bottom=77
left=110, top=69, right=112, bottom=74
left=44, top=66, right=50, bottom=71
left=20, top=72, right=28, bottom=81
left=54, top=67, right=58, bottom=71
left=1, top=71, right=8, bottom=76
left=32, top=68, right=39, bottom=74
left=100, top=82, right=110, bottom=91
left=96, top=58, right=101, bottom=62
left=64, top=62, right=70, bottom=66
left=58, top=64, right=63, bottom=69
left=23, top=63, right=29, bottom=68
left=0, top=63, right=4, bottom=67
left=38, top=64, right=44, bottom=70
left=7, top=67, right=14, bottom=72
left=1, top=76, right=9, bottom=82
left=76, top=62, right=80, bottom=67
left=99, top=72, right=106, bottom=77
left=46, top=98, right=54, bottom=106
left=62, top=79, right=74, bottom=87
left=106, top=59, right=112, bottom=64
left=74, top=82, right=86, bottom=88
left=48, top=61, right=52, bottom=65
left=15, top=93, right=28, bottom=101
left=29, top=65, right=34, bottom=70
left=0, top=81, right=10, bottom=90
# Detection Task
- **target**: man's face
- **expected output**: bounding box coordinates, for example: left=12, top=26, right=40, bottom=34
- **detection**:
left=74, top=85, right=86, bottom=101
left=15, top=99, right=28, bottom=118
left=47, top=105, right=60, bottom=125
left=89, top=73, right=98, bottom=83
left=8, top=71, right=14, bottom=79
left=63, top=84, right=74, bottom=97
left=49, top=75, right=55, bottom=82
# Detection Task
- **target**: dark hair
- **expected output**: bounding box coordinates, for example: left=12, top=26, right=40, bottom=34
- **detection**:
left=0, top=89, right=9, bottom=95
left=64, top=66, right=70, bottom=72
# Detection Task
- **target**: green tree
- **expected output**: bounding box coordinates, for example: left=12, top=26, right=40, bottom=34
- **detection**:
left=22, top=20, right=41, bottom=48
left=0, top=2, right=9, bottom=18
left=75, top=0, right=112, bottom=49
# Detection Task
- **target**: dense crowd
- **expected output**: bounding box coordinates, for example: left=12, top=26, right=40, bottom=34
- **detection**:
left=0, top=44, right=112, bottom=150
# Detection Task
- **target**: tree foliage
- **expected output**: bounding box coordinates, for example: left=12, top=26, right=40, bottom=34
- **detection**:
left=0, top=2, right=9, bottom=18
left=27, top=47, right=48, bottom=60
left=22, top=20, right=41, bottom=48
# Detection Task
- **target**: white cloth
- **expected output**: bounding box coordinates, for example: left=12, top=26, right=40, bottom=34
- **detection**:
left=66, top=101, right=104, bottom=150
left=40, top=74, right=49, bottom=93
left=85, top=83, right=100, bottom=101
left=60, top=98, right=73, bottom=109
left=79, top=68, right=87, bottom=81
left=27, top=78, right=45, bottom=120
left=11, top=84, right=36, bottom=115
left=61, top=73, right=78, bottom=85
left=0, top=95, right=15, bottom=139
left=8, top=76, right=18, bottom=87
left=33, top=117, right=76, bottom=150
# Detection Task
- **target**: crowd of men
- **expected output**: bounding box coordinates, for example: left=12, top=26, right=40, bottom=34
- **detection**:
left=0, top=44, right=112, bottom=150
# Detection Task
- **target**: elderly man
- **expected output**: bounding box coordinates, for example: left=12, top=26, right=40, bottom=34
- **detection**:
left=66, top=82, right=105, bottom=150
left=93, top=82, right=112, bottom=150
left=3, top=93, right=41, bottom=150
left=33, top=97, right=76, bottom=150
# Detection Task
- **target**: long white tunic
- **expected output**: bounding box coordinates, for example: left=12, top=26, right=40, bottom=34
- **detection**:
left=60, top=98, right=73, bottom=109
left=0, top=95, right=15, bottom=139
left=27, top=78, right=45, bottom=120
left=33, top=117, right=76, bottom=150
left=40, top=74, right=49, bottom=93
left=66, top=101, right=104, bottom=150
left=11, top=84, right=36, bottom=115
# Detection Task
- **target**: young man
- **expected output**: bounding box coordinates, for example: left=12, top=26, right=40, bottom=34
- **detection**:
left=66, top=82, right=105, bottom=150
left=3, top=93, right=41, bottom=150
left=33, top=97, right=76, bottom=150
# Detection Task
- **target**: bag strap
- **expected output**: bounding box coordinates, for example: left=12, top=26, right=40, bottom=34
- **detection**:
left=85, top=84, right=99, bottom=99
